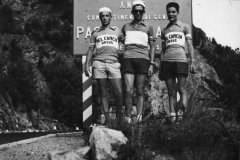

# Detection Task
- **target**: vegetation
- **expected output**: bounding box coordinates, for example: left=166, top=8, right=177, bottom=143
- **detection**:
left=39, top=56, right=82, bottom=127
left=109, top=98, right=239, bottom=159
left=0, top=1, right=239, bottom=159
left=0, top=0, right=81, bottom=128
left=109, top=25, right=240, bottom=160
left=194, top=25, right=240, bottom=122
left=0, top=39, right=36, bottom=109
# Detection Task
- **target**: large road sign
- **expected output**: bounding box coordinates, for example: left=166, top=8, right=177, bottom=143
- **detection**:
left=74, top=0, right=192, bottom=55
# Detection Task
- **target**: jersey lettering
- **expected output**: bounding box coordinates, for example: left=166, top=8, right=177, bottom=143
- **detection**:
left=95, top=34, right=119, bottom=49
left=165, top=32, right=185, bottom=47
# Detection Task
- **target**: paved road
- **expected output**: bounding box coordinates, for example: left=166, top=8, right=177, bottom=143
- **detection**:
left=0, top=132, right=88, bottom=160
left=0, top=132, right=60, bottom=145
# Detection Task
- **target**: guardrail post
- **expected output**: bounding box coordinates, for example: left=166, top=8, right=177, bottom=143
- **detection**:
left=82, top=55, right=92, bottom=130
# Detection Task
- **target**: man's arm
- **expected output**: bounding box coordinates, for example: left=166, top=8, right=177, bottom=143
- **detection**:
left=149, top=39, right=155, bottom=64
left=84, top=31, right=96, bottom=77
left=148, top=26, right=155, bottom=75
left=185, top=24, right=195, bottom=73
left=119, top=24, right=126, bottom=43
left=186, top=38, right=194, bottom=62
left=186, top=38, right=195, bottom=73
left=84, top=45, right=95, bottom=77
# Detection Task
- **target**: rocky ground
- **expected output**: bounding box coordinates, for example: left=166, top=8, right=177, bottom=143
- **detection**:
left=0, top=132, right=88, bottom=160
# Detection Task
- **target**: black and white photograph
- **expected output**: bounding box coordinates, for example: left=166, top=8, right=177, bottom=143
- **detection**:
left=0, top=0, right=239, bottom=159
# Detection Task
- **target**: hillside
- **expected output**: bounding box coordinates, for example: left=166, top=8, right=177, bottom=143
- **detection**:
left=192, top=25, right=240, bottom=121
left=0, top=0, right=81, bottom=131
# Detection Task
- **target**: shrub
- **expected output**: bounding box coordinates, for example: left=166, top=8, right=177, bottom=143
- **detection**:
left=39, top=55, right=82, bottom=127
left=0, top=4, right=15, bottom=34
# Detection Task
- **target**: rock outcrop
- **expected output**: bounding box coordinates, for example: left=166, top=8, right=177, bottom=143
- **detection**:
left=145, top=49, right=222, bottom=116
left=48, top=146, right=90, bottom=160
left=89, top=125, right=128, bottom=160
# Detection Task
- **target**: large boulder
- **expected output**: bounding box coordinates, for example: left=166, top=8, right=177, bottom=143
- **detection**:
left=89, top=125, right=128, bottom=160
left=48, top=146, right=90, bottom=160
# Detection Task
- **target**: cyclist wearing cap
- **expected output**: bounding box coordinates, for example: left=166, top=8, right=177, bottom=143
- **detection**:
left=160, top=2, right=195, bottom=120
left=84, top=7, right=123, bottom=124
left=121, top=0, right=155, bottom=123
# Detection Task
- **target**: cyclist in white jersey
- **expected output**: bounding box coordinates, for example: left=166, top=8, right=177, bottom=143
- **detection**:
left=121, top=0, right=155, bottom=123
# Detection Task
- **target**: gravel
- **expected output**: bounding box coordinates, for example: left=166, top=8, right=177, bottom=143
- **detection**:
left=0, top=132, right=88, bottom=160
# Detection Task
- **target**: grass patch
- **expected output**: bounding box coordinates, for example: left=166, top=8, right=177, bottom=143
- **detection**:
left=107, top=111, right=239, bottom=160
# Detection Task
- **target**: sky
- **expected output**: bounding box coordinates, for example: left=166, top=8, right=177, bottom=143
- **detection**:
left=192, top=0, right=240, bottom=49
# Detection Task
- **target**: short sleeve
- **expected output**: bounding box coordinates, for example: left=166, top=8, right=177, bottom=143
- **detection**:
left=114, top=27, right=121, bottom=37
left=89, top=31, right=96, bottom=47
left=148, top=25, right=154, bottom=41
left=184, top=24, right=192, bottom=40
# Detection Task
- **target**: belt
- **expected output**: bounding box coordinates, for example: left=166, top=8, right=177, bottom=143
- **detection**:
left=95, top=60, right=119, bottom=64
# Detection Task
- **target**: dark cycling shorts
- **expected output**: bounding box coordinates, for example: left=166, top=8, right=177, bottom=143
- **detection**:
left=121, top=58, right=150, bottom=75
left=160, top=61, right=188, bottom=80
